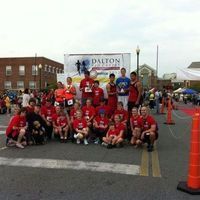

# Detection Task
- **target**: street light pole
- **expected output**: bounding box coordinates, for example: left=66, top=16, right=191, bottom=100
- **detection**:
left=38, top=64, right=42, bottom=91
left=136, top=46, right=140, bottom=78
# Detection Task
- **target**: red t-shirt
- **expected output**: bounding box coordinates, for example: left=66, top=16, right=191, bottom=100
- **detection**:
left=26, top=106, right=34, bottom=113
left=80, top=78, right=94, bottom=98
left=6, top=115, right=26, bottom=137
left=130, top=115, right=142, bottom=128
left=73, top=118, right=87, bottom=130
left=54, top=88, right=65, bottom=102
left=141, top=115, right=156, bottom=131
left=128, top=81, right=139, bottom=102
left=41, top=105, right=56, bottom=122
left=95, top=105, right=111, bottom=117
left=82, top=105, right=95, bottom=120
left=70, top=108, right=78, bottom=121
left=113, top=109, right=128, bottom=122
left=94, top=116, right=109, bottom=130
left=52, top=113, right=61, bottom=126
left=92, top=87, right=104, bottom=106
left=58, top=116, right=68, bottom=127
left=115, top=122, right=125, bottom=136
left=107, top=129, right=119, bottom=137
left=64, top=85, right=76, bottom=100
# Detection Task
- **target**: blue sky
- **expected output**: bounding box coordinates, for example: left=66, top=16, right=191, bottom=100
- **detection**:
left=0, top=0, right=200, bottom=76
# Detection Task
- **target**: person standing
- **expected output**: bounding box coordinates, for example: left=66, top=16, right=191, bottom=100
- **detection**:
left=79, top=71, right=94, bottom=106
left=64, top=77, right=76, bottom=111
left=106, top=73, right=118, bottom=114
left=116, top=68, right=130, bottom=110
left=128, top=72, right=142, bottom=112
left=75, top=60, right=81, bottom=75
left=22, top=88, right=30, bottom=107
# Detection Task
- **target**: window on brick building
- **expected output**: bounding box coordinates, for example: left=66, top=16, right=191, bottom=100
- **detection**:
left=19, top=65, right=25, bottom=76
left=29, top=81, right=36, bottom=89
left=32, top=65, right=38, bottom=75
left=6, top=66, right=12, bottom=76
left=4, top=81, right=12, bottom=89
left=48, top=66, right=52, bottom=73
left=17, top=81, right=24, bottom=89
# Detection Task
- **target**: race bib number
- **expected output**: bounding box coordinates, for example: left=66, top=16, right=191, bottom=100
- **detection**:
left=85, top=87, right=92, bottom=93
left=67, top=99, right=73, bottom=105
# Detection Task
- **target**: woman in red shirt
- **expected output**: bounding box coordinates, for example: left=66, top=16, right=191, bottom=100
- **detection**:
left=130, top=107, right=142, bottom=147
left=6, top=107, right=27, bottom=149
left=54, top=82, right=65, bottom=107
left=64, top=77, right=76, bottom=110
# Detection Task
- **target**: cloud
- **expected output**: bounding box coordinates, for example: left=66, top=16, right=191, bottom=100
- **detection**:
left=0, top=0, right=200, bottom=76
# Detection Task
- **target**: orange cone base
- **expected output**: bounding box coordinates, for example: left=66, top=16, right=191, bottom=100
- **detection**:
left=177, top=181, right=200, bottom=195
left=164, top=122, right=175, bottom=125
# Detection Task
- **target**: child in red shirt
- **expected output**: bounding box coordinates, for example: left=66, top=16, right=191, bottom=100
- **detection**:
left=53, top=110, right=69, bottom=142
left=73, top=110, right=89, bottom=145
left=93, top=109, right=109, bottom=144
left=102, top=121, right=122, bottom=149
left=130, top=107, right=142, bottom=147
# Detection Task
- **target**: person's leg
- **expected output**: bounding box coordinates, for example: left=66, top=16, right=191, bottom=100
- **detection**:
left=16, top=129, right=26, bottom=148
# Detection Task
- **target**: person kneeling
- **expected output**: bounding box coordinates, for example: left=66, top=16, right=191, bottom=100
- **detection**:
left=73, top=110, right=89, bottom=145
left=140, top=106, right=158, bottom=152
left=102, top=122, right=123, bottom=149
left=6, top=107, right=27, bottom=149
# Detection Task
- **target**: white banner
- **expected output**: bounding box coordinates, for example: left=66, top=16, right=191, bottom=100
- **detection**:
left=64, top=53, right=131, bottom=80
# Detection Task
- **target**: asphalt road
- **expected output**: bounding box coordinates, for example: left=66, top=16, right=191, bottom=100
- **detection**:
left=0, top=106, right=199, bottom=200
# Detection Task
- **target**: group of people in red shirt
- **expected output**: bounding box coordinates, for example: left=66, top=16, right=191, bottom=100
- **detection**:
left=6, top=70, right=158, bottom=152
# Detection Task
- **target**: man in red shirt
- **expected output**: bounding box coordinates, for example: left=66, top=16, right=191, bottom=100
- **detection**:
left=92, top=80, right=104, bottom=107
left=106, top=73, right=118, bottom=114
left=140, top=106, right=158, bottom=152
left=128, top=72, right=142, bottom=112
left=52, top=105, right=62, bottom=139
left=73, top=110, right=89, bottom=145
left=79, top=71, right=94, bottom=106
left=41, top=99, right=56, bottom=140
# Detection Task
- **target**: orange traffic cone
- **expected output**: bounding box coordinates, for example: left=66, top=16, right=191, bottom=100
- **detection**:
left=177, top=113, right=200, bottom=194
left=160, top=97, right=165, bottom=114
left=164, top=97, right=175, bottom=125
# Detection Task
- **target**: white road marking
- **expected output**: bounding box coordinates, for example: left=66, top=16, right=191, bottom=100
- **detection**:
left=0, top=131, right=5, bottom=135
left=0, top=157, right=140, bottom=176
left=0, top=147, right=7, bottom=151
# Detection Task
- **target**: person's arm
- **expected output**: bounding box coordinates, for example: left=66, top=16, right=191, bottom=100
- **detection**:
left=136, top=82, right=142, bottom=104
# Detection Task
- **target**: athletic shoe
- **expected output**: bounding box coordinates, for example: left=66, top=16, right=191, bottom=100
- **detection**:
left=83, top=138, right=88, bottom=145
left=16, top=143, right=24, bottom=149
left=74, top=134, right=78, bottom=139
left=101, top=142, right=108, bottom=147
left=76, top=139, right=81, bottom=144
left=94, top=138, right=100, bottom=144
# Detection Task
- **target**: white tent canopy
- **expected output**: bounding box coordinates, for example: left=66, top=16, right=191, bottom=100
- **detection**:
left=177, top=68, right=200, bottom=80
left=173, top=88, right=184, bottom=93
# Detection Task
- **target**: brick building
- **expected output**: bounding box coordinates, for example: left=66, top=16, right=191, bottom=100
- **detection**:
left=0, top=57, right=64, bottom=92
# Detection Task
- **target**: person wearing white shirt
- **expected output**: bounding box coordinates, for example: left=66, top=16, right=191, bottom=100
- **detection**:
left=22, top=88, right=30, bottom=107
